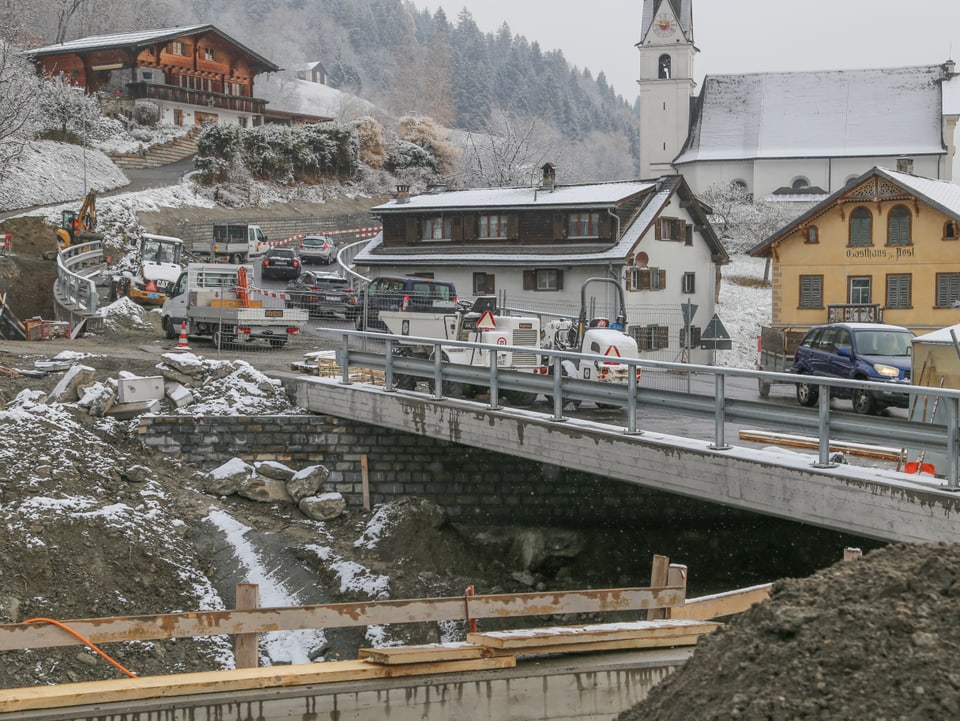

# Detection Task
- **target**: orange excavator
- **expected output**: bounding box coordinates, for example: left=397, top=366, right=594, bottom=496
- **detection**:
left=46, top=189, right=103, bottom=259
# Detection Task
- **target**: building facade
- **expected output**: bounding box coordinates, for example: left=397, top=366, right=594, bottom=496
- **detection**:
left=636, top=0, right=958, bottom=198
left=750, top=166, right=960, bottom=335
left=354, top=167, right=729, bottom=364
left=25, top=25, right=280, bottom=128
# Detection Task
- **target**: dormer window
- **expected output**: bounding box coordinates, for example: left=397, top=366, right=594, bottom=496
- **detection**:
left=422, top=216, right=452, bottom=242
left=567, top=212, right=600, bottom=239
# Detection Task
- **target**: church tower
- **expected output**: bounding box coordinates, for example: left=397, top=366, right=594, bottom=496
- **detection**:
left=637, top=0, right=697, bottom=178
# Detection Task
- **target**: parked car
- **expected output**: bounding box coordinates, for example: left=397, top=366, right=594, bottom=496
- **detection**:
left=284, top=271, right=359, bottom=318
left=298, top=234, right=337, bottom=264
left=791, top=322, right=915, bottom=414
left=261, top=247, right=301, bottom=280
left=355, top=276, right=458, bottom=331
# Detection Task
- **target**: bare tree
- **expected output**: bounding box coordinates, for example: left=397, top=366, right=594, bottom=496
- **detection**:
left=0, top=43, right=41, bottom=184
left=458, top=110, right=566, bottom=187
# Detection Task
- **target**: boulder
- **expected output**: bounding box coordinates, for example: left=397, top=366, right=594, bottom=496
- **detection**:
left=239, top=476, right=293, bottom=503
left=299, top=492, right=347, bottom=520
left=255, top=460, right=295, bottom=482
left=286, top=464, right=330, bottom=503
left=48, top=364, right=96, bottom=403
left=205, top=457, right=253, bottom=497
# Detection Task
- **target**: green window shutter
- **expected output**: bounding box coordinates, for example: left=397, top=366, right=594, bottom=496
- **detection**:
left=849, top=207, right=872, bottom=247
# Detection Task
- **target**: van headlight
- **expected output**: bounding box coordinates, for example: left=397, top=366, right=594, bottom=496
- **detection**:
left=873, top=363, right=900, bottom=378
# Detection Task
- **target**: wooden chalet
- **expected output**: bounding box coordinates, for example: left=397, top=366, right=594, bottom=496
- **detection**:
left=23, top=25, right=323, bottom=128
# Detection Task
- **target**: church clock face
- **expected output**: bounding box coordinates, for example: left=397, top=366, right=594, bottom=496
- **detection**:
left=654, top=14, right=677, bottom=37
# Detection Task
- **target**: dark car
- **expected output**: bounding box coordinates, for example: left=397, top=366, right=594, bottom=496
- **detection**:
left=791, top=322, right=915, bottom=414
left=284, top=271, right=359, bottom=318
left=355, top=276, right=458, bottom=331
left=261, top=247, right=301, bottom=280
left=297, top=234, right=337, bottom=265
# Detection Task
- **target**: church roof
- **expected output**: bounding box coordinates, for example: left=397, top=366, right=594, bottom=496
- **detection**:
left=641, top=0, right=693, bottom=40
left=675, top=65, right=947, bottom=164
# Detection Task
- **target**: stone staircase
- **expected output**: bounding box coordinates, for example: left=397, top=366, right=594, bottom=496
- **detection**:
left=109, top=129, right=199, bottom=169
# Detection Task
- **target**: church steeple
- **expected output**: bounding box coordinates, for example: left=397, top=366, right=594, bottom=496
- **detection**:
left=637, top=0, right=698, bottom=178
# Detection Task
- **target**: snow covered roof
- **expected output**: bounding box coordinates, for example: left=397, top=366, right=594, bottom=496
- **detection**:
left=373, top=181, right=656, bottom=213
left=641, top=0, right=693, bottom=40
left=914, top=324, right=960, bottom=345
left=358, top=176, right=727, bottom=268
left=675, top=66, right=947, bottom=164
left=24, top=25, right=280, bottom=73
left=750, top=165, right=960, bottom=256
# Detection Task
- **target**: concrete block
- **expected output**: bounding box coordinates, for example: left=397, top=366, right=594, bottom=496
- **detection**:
left=118, top=376, right=165, bottom=404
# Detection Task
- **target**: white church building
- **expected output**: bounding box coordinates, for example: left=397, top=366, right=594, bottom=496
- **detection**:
left=636, top=0, right=959, bottom=198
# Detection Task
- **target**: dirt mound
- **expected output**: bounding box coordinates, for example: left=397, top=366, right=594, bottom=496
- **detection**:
left=617, top=542, right=960, bottom=721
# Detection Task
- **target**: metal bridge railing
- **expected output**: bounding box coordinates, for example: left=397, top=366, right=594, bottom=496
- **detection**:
left=54, top=240, right=108, bottom=315
left=332, top=329, right=960, bottom=489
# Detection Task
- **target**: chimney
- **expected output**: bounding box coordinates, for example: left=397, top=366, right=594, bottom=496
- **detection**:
left=896, top=157, right=914, bottom=174
left=395, top=184, right=410, bottom=204
left=541, top=162, right=556, bottom=191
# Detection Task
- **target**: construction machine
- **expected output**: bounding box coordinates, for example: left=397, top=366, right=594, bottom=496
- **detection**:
left=113, top=233, right=186, bottom=306
left=541, top=278, right=641, bottom=405
left=49, top=189, right=103, bottom=258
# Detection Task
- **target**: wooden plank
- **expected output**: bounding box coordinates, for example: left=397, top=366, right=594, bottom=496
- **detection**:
left=0, top=657, right=517, bottom=713
left=483, top=634, right=705, bottom=657
left=647, top=555, right=670, bottom=620
left=234, top=584, right=259, bottom=669
left=466, top=620, right=719, bottom=649
left=738, top=430, right=905, bottom=462
left=669, top=584, right=773, bottom=620
left=359, top=642, right=491, bottom=665
left=0, top=587, right=684, bottom=652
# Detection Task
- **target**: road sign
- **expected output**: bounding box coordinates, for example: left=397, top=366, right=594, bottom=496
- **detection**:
left=681, top=301, right=698, bottom=326
left=700, top=313, right=732, bottom=350
left=477, top=310, right=497, bottom=330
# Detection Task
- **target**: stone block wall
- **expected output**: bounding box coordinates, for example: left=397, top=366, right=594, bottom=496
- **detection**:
left=136, top=414, right=714, bottom=527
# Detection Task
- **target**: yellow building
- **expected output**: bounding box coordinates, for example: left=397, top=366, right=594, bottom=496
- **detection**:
left=750, top=166, right=960, bottom=334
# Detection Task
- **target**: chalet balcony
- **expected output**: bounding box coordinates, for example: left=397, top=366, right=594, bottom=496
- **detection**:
left=827, top=304, right=883, bottom=323
left=124, top=82, right=267, bottom=115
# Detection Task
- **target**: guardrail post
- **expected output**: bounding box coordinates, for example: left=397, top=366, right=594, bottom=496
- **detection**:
left=708, top=374, right=731, bottom=450
left=625, top=360, right=641, bottom=435
left=813, top=384, right=837, bottom=468
left=487, top=353, right=501, bottom=410
left=947, top=396, right=959, bottom=489
left=383, top=338, right=395, bottom=392
left=339, top=335, right=351, bottom=385
left=432, top=343, right=444, bottom=399
left=550, top=356, right=565, bottom=422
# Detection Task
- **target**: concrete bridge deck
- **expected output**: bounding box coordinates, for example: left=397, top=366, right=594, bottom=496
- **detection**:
left=288, top=374, right=960, bottom=544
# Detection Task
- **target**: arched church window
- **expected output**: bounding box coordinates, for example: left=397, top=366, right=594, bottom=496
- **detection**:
left=658, top=54, right=671, bottom=79
left=791, top=177, right=810, bottom=190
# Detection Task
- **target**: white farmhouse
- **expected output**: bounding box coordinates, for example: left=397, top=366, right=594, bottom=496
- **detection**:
left=354, top=165, right=729, bottom=364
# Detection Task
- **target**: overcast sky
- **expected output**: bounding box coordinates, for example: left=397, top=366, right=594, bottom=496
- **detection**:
left=415, top=0, right=960, bottom=103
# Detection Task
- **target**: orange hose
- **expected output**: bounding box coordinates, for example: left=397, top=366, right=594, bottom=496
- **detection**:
left=24, top=618, right=138, bottom=678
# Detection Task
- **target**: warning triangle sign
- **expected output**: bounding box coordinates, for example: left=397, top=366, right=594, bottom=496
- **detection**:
left=477, top=310, right=497, bottom=330
left=603, top=345, right=622, bottom=358
left=700, top=313, right=732, bottom=350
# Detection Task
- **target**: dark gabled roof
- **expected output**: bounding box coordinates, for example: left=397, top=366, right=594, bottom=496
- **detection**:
left=356, top=175, right=728, bottom=268
left=749, top=166, right=960, bottom=257
left=24, top=25, right=280, bottom=74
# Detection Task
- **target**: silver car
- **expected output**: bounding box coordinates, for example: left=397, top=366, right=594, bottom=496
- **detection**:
left=298, top=234, right=336, bottom=264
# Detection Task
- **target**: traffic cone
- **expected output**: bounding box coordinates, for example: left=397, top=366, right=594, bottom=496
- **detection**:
left=175, top=321, right=190, bottom=351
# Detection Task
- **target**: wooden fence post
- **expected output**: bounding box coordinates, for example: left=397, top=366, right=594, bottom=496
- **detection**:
left=234, top=583, right=259, bottom=669
left=647, top=554, right=670, bottom=620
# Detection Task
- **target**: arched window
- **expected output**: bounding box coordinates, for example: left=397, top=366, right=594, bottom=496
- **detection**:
left=887, top=206, right=911, bottom=246
left=658, top=54, right=671, bottom=79
left=791, top=177, right=810, bottom=190
left=849, top=207, right=873, bottom=247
